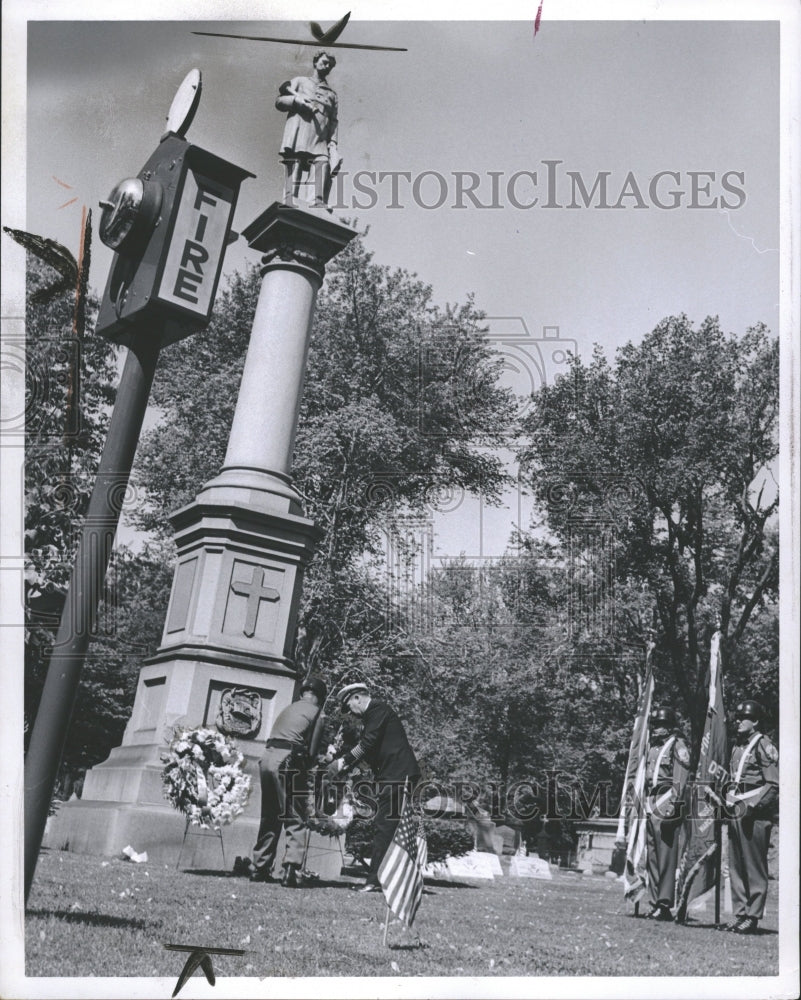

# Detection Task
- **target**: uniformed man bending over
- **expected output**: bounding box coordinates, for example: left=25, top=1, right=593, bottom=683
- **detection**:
left=723, top=699, right=779, bottom=934
left=327, top=683, right=420, bottom=892
left=250, top=676, right=327, bottom=887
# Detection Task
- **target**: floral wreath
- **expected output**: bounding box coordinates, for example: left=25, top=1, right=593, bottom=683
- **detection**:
left=304, top=724, right=373, bottom=836
left=161, top=725, right=251, bottom=830
left=305, top=781, right=371, bottom=836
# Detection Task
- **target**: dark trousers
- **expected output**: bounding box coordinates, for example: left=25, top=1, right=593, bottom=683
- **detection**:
left=367, top=780, right=414, bottom=885
left=729, top=815, right=772, bottom=919
left=646, top=813, right=682, bottom=908
left=251, top=747, right=309, bottom=875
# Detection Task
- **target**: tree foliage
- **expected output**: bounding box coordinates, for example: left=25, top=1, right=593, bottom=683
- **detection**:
left=394, top=544, right=653, bottom=806
left=516, top=315, right=779, bottom=749
left=24, top=255, right=116, bottom=601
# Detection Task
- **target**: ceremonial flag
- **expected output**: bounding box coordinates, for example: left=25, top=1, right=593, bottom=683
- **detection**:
left=675, top=630, right=728, bottom=919
left=378, top=797, right=427, bottom=927
left=619, top=641, right=655, bottom=902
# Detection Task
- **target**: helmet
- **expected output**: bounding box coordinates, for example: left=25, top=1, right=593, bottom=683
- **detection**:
left=650, top=707, right=676, bottom=728
left=300, top=675, right=327, bottom=704
left=735, top=700, right=763, bottom=722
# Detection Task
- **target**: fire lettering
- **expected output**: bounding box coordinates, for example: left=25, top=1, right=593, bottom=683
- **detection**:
left=172, top=188, right=219, bottom=304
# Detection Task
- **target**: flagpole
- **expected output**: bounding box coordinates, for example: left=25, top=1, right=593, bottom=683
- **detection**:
left=714, top=814, right=722, bottom=925
left=674, top=627, right=728, bottom=922
left=713, top=624, right=723, bottom=927
left=383, top=904, right=391, bottom=946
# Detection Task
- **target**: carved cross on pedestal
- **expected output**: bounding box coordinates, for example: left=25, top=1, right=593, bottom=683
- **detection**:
left=229, top=567, right=280, bottom=637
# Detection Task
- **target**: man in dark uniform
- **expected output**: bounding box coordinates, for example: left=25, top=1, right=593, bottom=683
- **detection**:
left=644, top=706, right=690, bottom=920
left=327, top=683, right=420, bottom=892
left=723, top=699, right=779, bottom=934
left=250, top=676, right=326, bottom=887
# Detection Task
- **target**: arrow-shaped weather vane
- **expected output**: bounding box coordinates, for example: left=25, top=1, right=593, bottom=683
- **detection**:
left=193, top=11, right=407, bottom=52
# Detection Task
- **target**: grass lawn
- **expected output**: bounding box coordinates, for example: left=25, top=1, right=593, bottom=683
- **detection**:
left=24, top=849, right=779, bottom=979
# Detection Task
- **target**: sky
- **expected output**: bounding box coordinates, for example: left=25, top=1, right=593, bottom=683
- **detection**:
left=2, top=4, right=799, bottom=998
left=12, top=12, right=783, bottom=563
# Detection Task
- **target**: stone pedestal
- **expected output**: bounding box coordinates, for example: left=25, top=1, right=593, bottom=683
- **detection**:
left=44, top=205, right=356, bottom=866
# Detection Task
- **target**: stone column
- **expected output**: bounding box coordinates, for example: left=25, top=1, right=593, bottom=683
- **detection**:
left=201, top=204, right=355, bottom=515
left=45, top=205, right=356, bottom=865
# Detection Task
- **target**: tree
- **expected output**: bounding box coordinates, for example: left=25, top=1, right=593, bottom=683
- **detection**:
left=724, top=592, right=779, bottom=732
left=24, top=254, right=116, bottom=599
left=43, top=541, right=175, bottom=791
left=516, top=315, right=779, bottom=750
left=392, top=542, right=654, bottom=824
left=403, top=553, right=556, bottom=786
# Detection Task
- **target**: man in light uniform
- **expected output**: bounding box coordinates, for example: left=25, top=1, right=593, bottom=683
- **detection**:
left=723, top=699, right=779, bottom=934
left=644, top=706, right=690, bottom=920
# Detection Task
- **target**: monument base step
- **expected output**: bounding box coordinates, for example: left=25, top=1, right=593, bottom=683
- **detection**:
left=43, top=799, right=257, bottom=869
left=42, top=799, right=345, bottom=878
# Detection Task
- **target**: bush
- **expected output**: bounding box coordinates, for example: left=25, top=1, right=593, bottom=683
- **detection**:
left=424, top=819, right=474, bottom=862
left=346, top=817, right=473, bottom=865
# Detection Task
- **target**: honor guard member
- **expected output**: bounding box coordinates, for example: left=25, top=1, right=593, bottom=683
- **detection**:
left=723, top=699, right=779, bottom=934
left=250, top=676, right=327, bottom=887
left=327, top=683, right=420, bottom=892
left=644, top=706, right=690, bottom=920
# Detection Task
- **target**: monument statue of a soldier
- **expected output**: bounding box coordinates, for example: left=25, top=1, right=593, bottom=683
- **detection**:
left=276, top=50, right=342, bottom=210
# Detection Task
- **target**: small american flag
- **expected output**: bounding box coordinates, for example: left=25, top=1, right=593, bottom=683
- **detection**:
left=377, top=799, right=427, bottom=926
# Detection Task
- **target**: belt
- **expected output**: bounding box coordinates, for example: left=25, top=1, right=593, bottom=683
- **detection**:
left=265, top=738, right=304, bottom=751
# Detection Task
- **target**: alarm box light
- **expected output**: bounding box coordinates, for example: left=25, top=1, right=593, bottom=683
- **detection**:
left=96, top=134, right=254, bottom=348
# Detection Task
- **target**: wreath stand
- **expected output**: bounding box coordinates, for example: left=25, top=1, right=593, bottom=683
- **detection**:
left=176, top=815, right=226, bottom=871
left=297, top=774, right=350, bottom=880
left=300, top=826, right=347, bottom=880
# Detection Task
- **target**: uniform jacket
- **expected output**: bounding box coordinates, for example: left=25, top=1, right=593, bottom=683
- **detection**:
left=646, top=734, right=690, bottom=818
left=341, top=699, right=420, bottom=783
left=268, top=699, right=319, bottom=750
left=729, top=731, right=779, bottom=817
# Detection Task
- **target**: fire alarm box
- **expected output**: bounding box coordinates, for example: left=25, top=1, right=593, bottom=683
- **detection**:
left=96, top=134, right=254, bottom=347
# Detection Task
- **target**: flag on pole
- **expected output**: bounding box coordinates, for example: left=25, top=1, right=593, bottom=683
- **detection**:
left=377, top=796, right=427, bottom=927
left=674, top=630, right=728, bottom=919
left=619, top=641, right=655, bottom=902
